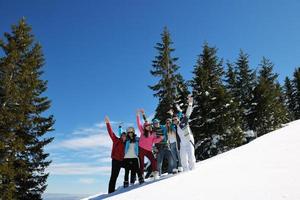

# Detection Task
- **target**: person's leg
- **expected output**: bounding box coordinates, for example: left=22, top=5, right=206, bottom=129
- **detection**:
left=170, top=143, right=178, bottom=169
left=123, top=159, right=130, bottom=187
left=133, top=158, right=144, bottom=183
left=177, top=146, right=182, bottom=168
left=108, top=159, right=122, bottom=193
left=138, top=147, right=146, bottom=176
left=157, top=148, right=163, bottom=176
left=166, top=149, right=175, bottom=174
left=176, top=146, right=183, bottom=172
left=174, top=142, right=182, bottom=169
left=187, top=143, right=196, bottom=170
left=145, top=164, right=152, bottom=179
left=146, top=150, right=157, bottom=172
left=130, top=169, right=136, bottom=185
left=180, top=146, right=189, bottom=171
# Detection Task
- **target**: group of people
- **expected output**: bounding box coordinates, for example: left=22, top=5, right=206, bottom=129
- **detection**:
left=105, top=96, right=196, bottom=193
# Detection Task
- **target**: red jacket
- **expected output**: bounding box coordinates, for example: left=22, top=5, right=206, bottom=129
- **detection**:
left=106, top=122, right=125, bottom=161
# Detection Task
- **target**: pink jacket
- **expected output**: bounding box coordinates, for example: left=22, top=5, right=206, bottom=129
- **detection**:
left=137, top=115, right=162, bottom=152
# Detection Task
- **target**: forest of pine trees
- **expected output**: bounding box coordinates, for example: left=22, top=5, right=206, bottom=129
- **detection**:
left=0, top=19, right=54, bottom=199
left=149, top=27, right=300, bottom=161
left=1, top=19, right=300, bottom=198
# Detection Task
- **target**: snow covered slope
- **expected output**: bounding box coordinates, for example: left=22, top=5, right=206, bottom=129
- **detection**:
left=86, top=120, right=300, bottom=200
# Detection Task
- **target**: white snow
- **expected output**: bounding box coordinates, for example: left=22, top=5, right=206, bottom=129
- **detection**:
left=84, top=120, right=300, bottom=200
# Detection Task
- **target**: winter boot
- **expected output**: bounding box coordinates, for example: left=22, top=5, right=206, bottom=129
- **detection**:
left=139, top=177, right=144, bottom=184
left=123, top=181, right=129, bottom=188
left=172, top=168, right=178, bottom=174
left=178, top=167, right=183, bottom=172
left=152, top=171, right=159, bottom=180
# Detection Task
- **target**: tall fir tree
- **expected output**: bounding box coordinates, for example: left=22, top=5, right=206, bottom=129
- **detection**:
left=249, top=57, right=288, bottom=136
left=224, top=62, right=246, bottom=143
left=149, top=27, right=187, bottom=122
left=283, top=76, right=296, bottom=121
left=234, top=50, right=256, bottom=131
left=0, top=18, right=54, bottom=200
left=293, top=67, right=300, bottom=119
left=190, top=43, right=243, bottom=160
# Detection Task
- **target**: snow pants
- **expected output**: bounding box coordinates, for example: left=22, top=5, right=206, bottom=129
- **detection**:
left=124, top=158, right=143, bottom=184
left=180, top=142, right=196, bottom=171
left=108, top=159, right=123, bottom=193
left=139, top=147, right=157, bottom=175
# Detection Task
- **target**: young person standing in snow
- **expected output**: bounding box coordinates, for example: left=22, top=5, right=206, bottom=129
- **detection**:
left=172, top=96, right=196, bottom=171
left=118, top=123, right=137, bottom=183
left=123, top=127, right=144, bottom=187
left=137, top=109, right=163, bottom=179
left=105, top=116, right=127, bottom=193
left=164, top=118, right=183, bottom=173
left=152, top=118, right=175, bottom=175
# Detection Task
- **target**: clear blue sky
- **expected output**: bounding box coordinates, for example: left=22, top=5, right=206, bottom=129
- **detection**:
left=1, top=0, right=300, bottom=196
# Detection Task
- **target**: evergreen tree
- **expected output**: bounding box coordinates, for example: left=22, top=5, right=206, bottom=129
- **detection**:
left=249, top=57, right=288, bottom=136
left=0, top=18, right=54, bottom=200
left=149, top=27, right=184, bottom=122
left=224, top=62, right=246, bottom=143
left=283, top=76, right=296, bottom=121
left=190, top=43, right=243, bottom=160
left=293, top=67, right=300, bottom=119
left=234, top=50, right=256, bottom=131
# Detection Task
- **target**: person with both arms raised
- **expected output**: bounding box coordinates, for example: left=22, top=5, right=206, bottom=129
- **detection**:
left=136, top=109, right=163, bottom=180
left=171, top=95, right=196, bottom=171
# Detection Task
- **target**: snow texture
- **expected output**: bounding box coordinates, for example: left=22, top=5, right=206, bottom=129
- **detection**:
left=84, top=120, right=300, bottom=200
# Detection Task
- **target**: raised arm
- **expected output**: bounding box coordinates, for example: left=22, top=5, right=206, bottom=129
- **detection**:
left=105, top=116, right=117, bottom=142
left=186, top=96, right=193, bottom=119
left=118, top=124, right=123, bottom=137
left=136, top=110, right=144, bottom=136
left=141, top=109, right=148, bottom=122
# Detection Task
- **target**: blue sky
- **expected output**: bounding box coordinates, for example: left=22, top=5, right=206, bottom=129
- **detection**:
left=1, top=0, right=300, bottom=196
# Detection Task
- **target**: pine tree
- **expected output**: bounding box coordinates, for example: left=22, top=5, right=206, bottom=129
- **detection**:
left=293, top=67, right=300, bottom=119
left=249, top=57, right=288, bottom=136
left=283, top=76, right=296, bottom=121
left=234, top=50, right=256, bottom=131
left=149, top=27, right=183, bottom=122
left=190, top=43, right=243, bottom=160
left=224, top=62, right=246, bottom=143
left=0, top=18, right=54, bottom=200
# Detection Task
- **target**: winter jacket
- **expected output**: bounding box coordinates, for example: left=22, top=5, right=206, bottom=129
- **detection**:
left=125, top=137, right=140, bottom=156
left=106, top=122, right=125, bottom=161
left=153, top=125, right=168, bottom=146
left=137, top=115, right=162, bottom=152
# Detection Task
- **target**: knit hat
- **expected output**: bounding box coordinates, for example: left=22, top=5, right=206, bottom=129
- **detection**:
left=126, top=127, right=135, bottom=133
left=143, top=121, right=151, bottom=128
left=121, top=132, right=127, bottom=136
left=152, top=118, right=160, bottom=124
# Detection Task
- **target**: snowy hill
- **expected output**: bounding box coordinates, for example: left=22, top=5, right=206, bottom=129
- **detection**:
left=85, top=120, right=300, bottom=200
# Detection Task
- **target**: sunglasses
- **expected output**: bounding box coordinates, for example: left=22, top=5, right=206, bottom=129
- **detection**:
left=127, top=131, right=134, bottom=134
